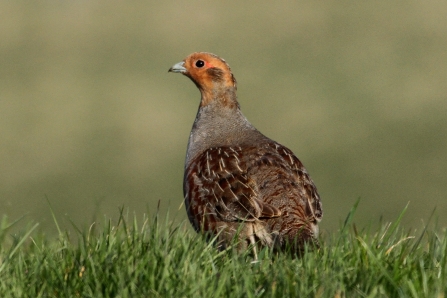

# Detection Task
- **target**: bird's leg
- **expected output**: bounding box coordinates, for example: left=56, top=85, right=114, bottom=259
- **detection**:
left=245, top=223, right=258, bottom=260
left=249, top=233, right=258, bottom=261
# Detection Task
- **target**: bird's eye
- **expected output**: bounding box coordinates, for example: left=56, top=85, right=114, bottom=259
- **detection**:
left=195, top=60, right=205, bottom=68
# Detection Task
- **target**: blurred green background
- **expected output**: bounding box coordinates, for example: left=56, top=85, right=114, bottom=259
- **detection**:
left=1, top=1, right=446, bottom=235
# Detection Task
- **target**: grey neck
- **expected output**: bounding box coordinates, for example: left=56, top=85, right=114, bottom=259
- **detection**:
left=185, top=99, right=266, bottom=167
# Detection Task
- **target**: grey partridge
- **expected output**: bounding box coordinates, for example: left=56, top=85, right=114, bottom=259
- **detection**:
left=169, top=52, right=323, bottom=256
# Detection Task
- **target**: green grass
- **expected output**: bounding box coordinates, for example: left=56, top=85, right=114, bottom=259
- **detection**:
left=0, top=203, right=446, bottom=297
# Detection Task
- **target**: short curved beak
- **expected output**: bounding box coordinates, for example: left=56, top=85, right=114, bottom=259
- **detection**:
left=168, top=61, right=186, bottom=73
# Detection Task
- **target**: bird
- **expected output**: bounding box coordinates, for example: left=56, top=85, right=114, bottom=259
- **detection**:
left=169, top=52, right=322, bottom=257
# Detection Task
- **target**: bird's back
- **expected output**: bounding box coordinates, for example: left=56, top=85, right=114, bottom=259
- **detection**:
left=184, top=140, right=322, bottom=252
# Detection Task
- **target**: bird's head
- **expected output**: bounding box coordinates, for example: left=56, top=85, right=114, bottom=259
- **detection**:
left=169, top=52, right=238, bottom=107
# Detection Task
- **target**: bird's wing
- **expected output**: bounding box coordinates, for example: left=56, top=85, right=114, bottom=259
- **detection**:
left=264, top=142, right=323, bottom=222
left=185, top=146, right=282, bottom=223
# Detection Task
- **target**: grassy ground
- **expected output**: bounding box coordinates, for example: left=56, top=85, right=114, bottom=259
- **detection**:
left=0, top=202, right=446, bottom=297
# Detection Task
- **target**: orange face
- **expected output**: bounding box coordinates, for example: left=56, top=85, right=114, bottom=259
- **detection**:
left=169, top=52, right=237, bottom=91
